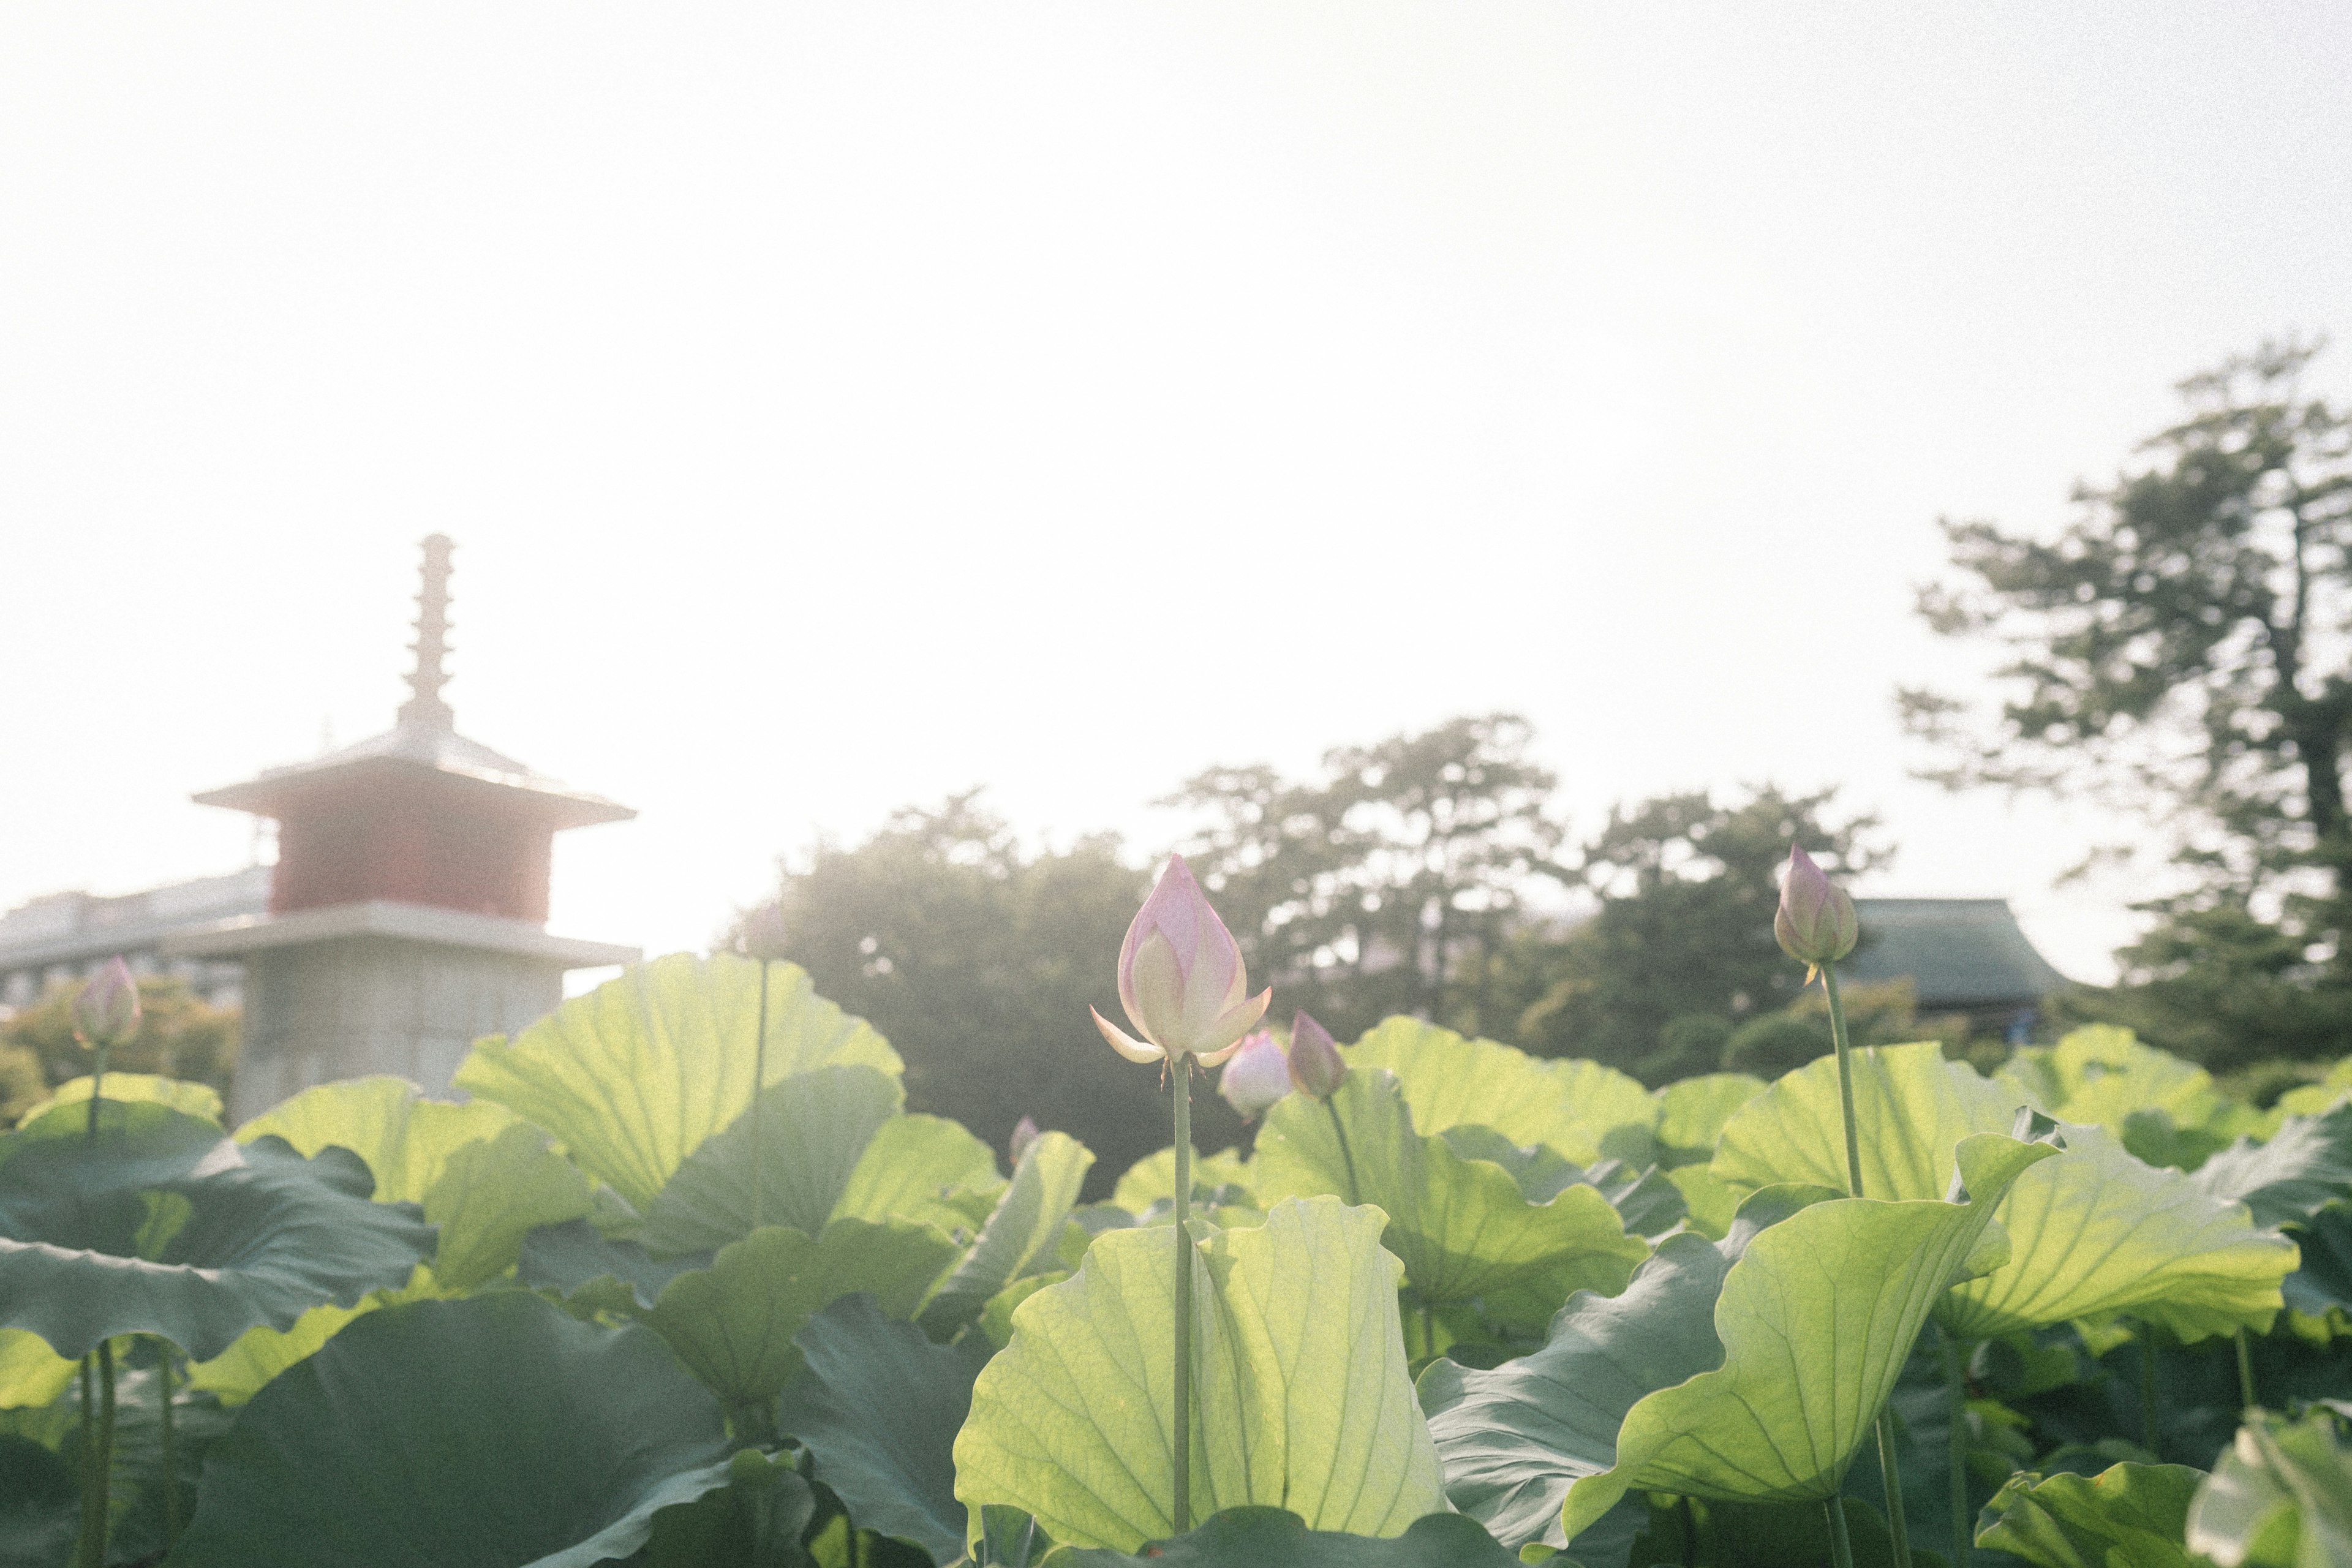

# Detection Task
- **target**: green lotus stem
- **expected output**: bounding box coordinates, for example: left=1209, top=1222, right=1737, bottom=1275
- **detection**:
left=1171, top=1063, right=1194, bottom=1534
left=1822, top=962, right=1913, bottom=1568
left=2235, top=1329, right=2256, bottom=1414
left=76, top=1356, right=96, bottom=1558
left=1825, top=1497, right=1856, bottom=1568
left=159, top=1340, right=180, bottom=1544
left=84, top=1047, right=108, bottom=1143
left=1324, top=1097, right=1362, bottom=1207
left=753, top=958, right=770, bottom=1231
left=74, top=1340, right=117, bottom=1568
left=2139, top=1327, right=2158, bottom=1455
left=1941, top=1335, right=1972, bottom=1568
left=1679, top=1494, right=1698, bottom=1568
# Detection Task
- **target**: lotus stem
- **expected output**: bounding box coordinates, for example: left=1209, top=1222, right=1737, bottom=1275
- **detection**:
left=1822, top=962, right=1913, bottom=1568
left=2235, top=1329, right=2256, bottom=1415
left=74, top=1340, right=117, bottom=1568
left=84, top=1047, right=108, bottom=1143
left=159, top=1340, right=180, bottom=1544
left=1171, top=1061, right=1194, bottom=1534
left=1679, top=1494, right=1698, bottom=1568
left=753, top=958, right=769, bottom=1231
left=1825, top=1498, right=1856, bottom=1568
left=1941, top=1335, right=1972, bottom=1568
left=1324, top=1097, right=1362, bottom=1207
left=2139, top=1327, right=2158, bottom=1456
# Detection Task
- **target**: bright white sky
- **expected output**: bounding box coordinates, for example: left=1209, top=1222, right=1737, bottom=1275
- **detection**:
left=5, top=4, right=2349, bottom=989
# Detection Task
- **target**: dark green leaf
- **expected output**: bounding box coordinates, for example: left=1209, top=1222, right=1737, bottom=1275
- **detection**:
left=1037, top=1507, right=1520, bottom=1566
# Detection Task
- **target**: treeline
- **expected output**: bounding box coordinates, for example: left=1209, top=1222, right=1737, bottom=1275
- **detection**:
left=728, top=714, right=1901, bottom=1182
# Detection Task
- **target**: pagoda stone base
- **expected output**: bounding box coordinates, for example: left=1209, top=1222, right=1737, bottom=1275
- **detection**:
left=227, top=937, right=564, bottom=1123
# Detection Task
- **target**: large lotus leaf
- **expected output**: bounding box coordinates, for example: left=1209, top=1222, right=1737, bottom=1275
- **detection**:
left=1436, top=1127, right=1689, bottom=1242
left=921, top=1131, right=1094, bottom=1335
left=638, top=1064, right=904, bottom=1253
left=832, top=1113, right=1005, bottom=1231
left=0, top=1333, right=72, bottom=1411
left=631, top=1447, right=826, bottom=1568
left=168, top=1293, right=734, bottom=1568
left=1112, top=1146, right=1256, bottom=1213
left=424, top=1121, right=594, bottom=1288
left=2273, top=1060, right=2352, bottom=1124
left=1039, top=1508, right=1519, bottom=1566
left=0, top=1100, right=434, bottom=1360
left=2004, top=1025, right=2227, bottom=1135
left=954, top=1196, right=1447, bottom=1550
left=1421, top=1133, right=2056, bottom=1551
left=1345, top=1019, right=1655, bottom=1164
left=0, top=1433, right=78, bottom=1568
left=1714, top=1042, right=2296, bottom=1341
left=2283, top=1208, right=2352, bottom=1326
left=1975, top=1461, right=2205, bottom=1568
left=234, top=1075, right=513, bottom=1204
left=454, top=953, right=902, bottom=1212
left=777, top=1294, right=993, bottom=1564
left=2187, top=1409, right=2352, bottom=1568
left=2191, top=1100, right=2352, bottom=1233
left=1254, top=1072, right=1645, bottom=1311
left=1654, top=1073, right=1766, bottom=1164
left=647, top=1219, right=960, bottom=1405
left=184, top=1265, right=451, bottom=1404
left=24, top=1073, right=222, bottom=1126
left=517, top=1217, right=712, bottom=1311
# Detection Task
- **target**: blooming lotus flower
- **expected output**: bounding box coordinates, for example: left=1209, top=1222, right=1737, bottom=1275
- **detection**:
left=1091, top=855, right=1270, bottom=1066
left=1009, top=1115, right=1040, bottom=1163
left=1286, top=1011, right=1348, bottom=1098
left=1218, top=1030, right=1291, bottom=1118
left=74, top=957, right=140, bottom=1052
left=1775, top=845, right=1858, bottom=967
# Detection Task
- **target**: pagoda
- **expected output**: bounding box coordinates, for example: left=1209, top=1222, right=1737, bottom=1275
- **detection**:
left=175, top=536, right=639, bottom=1121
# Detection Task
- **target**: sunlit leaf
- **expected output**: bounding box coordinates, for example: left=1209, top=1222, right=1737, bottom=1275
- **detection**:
left=0, top=1332, right=72, bottom=1412
left=0, top=1101, right=434, bottom=1360
left=1653, top=1073, right=1766, bottom=1164
left=168, top=1294, right=735, bottom=1568
left=2187, top=1409, right=2352, bottom=1568
left=424, top=1121, right=595, bottom=1289
left=2190, top=1100, right=2352, bottom=1233
left=834, top=1114, right=1005, bottom=1231
left=23, top=1072, right=222, bottom=1126
left=235, top=1074, right=514, bottom=1204
left=2004, top=1025, right=2226, bottom=1134
left=454, top=953, right=901, bottom=1212
left=954, top=1196, right=1448, bottom=1550
left=1420, top=1133, right=2056, bottom=1551
left=921, top=1131, right=1093, bottom=1336
left=1714, top=1042, right=2297, bottom=1341
left=1975, top=1461, right=2205, bottom=1568
left=183, top=1265, right=451, bottom=1405
left=638, top=1064, right=905, bottom=1253
left=1255, top=1072, right=1646, bottom=1314
left=1111, top=1146, right=1254, bottom=1213
left=1345, top=1019, right=1656, bottom=1165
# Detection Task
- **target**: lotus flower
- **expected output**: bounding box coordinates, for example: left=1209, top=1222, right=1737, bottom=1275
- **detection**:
left=1009, top=1115, right=1040, bottom=1163
left=1286, top=1011, right=1349, bottom=1098
left=1218, top=1030, right=1291, bottom=1118
left=1091, top=855, right=1270, bottom=1066
left=74, top=957, right=140, bottom=1052
left=1775, top=845, right=1858, bottom=967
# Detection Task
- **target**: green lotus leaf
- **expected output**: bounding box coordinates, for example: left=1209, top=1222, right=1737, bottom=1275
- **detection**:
left=920, top=1130, right=1094, bottom=1336
left=517, top=1218, right=712, bottom=1311
left=954, top=1196, right=1448, bottom=1551
left=455, top=953, right=901, bottom=1212
left=1112, top=1146, right=1255, bottom=1213
left=1654, top=1073, right=1766, bottom=1164
left=2003, top=1025, right=2227, bottom=1135
left=1420, top=1133, right=2056, bottom=1551
left=1038, top=1508, right=1519, bottom=1566
left=1975, top=1461, right=2206, bottom=1568
left=0, top=1433, right=78, bottom=1568
left=1664, top=1164, right=1743, bottom=1240
left=834, top=1113, right=1005, bottom=1230
left=24, top=1072, right=222, bottom=1126
left=184, top=1266, right=450, bottom=1404
left=632, top=1446, right=824, bottom=1568
left=235, top=1074, right=514, bottom=1204
left=0, top=1100, right=434, bottom=1360
left=2187, top=1409, right=2352, bottom=1568
left=2190, top=1100, right=2352, bottom=1232
left=637, top=1064, right=905, bottom=1253
left=1714, top=1042, right=2296, bottom=1341
left=168, top=1293, right=734, bottom=1568
left=2271, top=1060, right=2352, bottom=1125
left=2283, top=1208, right=2352, bottom=1327
left=0, top=1333, right=72, bottom=1412
left=1254, top=1072, right=1646, bottom=1313
left=646, top=1219, right=961, bottom=1406
left=1436, top=1126, right=1689, bottom=1241
left=1346, top=1019, right=1656, bottom=1165
left=777, top=1294, right=993, bottom=1563
left=424, top=1121, right=595, bottom=1289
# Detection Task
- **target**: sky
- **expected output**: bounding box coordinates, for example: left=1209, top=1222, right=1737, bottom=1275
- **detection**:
left=4, top=4, right=2348, bottom=989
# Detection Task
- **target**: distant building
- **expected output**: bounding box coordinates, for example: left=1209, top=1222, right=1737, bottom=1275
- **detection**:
left=0, top=866, right=270, bottom=1012
left=165, top=535, right=639, bottom=1121
left=1842, top=897, right=2073, bottom=1042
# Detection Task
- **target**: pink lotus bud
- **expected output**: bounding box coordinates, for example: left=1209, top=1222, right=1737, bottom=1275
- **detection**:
left=1217, top=1030, right=1291, bottom=1118
left=1009, top=1115, right=1040, bottom=1163
left=1286, top=1011, right=1349, bottom=1099
left=74, top=957, right=141, bottom=1052
left=739, top=903, right=791, bottom=962
left=1775, top=845, right=1858, bottom=966
left=1091, top=855, right=1271, bottom=1066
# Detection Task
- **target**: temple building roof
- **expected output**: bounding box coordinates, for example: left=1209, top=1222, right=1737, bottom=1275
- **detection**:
left=1843, top=897, right=2073, bottom=1011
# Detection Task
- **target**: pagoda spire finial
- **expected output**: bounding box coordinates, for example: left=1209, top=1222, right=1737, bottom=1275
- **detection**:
left=398, top=533, right=456, bottom=733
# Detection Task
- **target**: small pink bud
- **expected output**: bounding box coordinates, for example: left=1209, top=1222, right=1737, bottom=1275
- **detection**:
left=739, top=904, right=791, bottom=962
left=1009, top=1115, right=1040, bottom=1163
left=1775, top=845, right=1858, bottom=966
left=1286, top=1011, right=1349, bottom=1099
left=1217, top=1030, right=1291, bottom=1119
left=74, top=957, right=141, bottom=1052
left=1091, top=855, right=1270, bottom=1067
